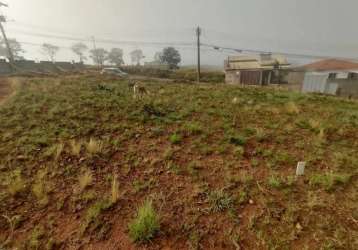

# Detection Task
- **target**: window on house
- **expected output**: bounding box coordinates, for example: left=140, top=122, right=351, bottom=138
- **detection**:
left=329, top=73, right=337, bottom=79
left=348, top=73, right=358, bottom=79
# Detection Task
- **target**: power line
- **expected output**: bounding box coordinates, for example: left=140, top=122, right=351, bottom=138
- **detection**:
left=8, top=28, right=197, bottom=48
left=200, top=42, right=358, bottom=61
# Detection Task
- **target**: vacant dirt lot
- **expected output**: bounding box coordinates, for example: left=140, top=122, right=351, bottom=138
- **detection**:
left=0, top=75, right=357, bottom=249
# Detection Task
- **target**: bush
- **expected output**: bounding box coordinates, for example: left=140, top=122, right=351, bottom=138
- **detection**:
left=128, top=200, right=160, bottom=242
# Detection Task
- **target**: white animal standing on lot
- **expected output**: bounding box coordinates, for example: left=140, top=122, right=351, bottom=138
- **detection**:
left=133, top=82, right=148, bottom=99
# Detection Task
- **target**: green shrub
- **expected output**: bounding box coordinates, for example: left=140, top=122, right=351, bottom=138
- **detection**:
left=128, top=200, right=160, bottom=242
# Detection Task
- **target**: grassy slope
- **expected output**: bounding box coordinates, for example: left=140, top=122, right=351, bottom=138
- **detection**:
left=0, top=75, right=357, bottom=249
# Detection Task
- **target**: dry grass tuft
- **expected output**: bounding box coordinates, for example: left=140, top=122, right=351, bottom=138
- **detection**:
left=111, top=174, right=120, bottom=204
left=285, top=101, right=300, bottom=114
left=32, top=169, right=50, bottom=206
left=70, top=139, right=82, bottom=156
left=55, top=143, right=64, bottom=160
left=8, top=170, right=26, bottom=196
left=86, top=138, right=103, bottom=155
left=79, top=170, right=93, bottom=192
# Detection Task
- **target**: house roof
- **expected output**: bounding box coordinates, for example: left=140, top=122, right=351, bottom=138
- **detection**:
left=226, top=54, right=289, bottom=70
left=301, top=59, right=358, bottom=71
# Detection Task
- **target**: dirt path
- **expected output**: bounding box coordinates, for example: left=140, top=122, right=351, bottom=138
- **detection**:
left=0, top=78, right=13, bottom=104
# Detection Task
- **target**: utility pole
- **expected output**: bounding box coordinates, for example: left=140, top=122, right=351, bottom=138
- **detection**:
left=0, top=2, right=15, bottom=70
left=196, top=26, right=201, bottom=83
left=91, top=36, right=100, bottom=68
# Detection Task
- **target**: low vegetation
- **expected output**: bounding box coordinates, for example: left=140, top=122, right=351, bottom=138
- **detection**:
left=0, top=75, right=357, bottom=249
left=122, top=66, right=225, bottom=83
left=128, top=199, right=160, bottom=242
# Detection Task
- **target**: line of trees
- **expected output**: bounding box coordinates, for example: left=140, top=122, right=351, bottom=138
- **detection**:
left=0, top=39, right=182, bottom=69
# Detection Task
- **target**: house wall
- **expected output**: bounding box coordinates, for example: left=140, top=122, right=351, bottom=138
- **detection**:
left=302, top=72, right=329, bottom=93
left=225, top=71, right=240, bottom=84
left=327, top=78, right=358, bottom=97
left=287, top=71, right=305, bottom=85
left=241, top=70, right=261, bottom=85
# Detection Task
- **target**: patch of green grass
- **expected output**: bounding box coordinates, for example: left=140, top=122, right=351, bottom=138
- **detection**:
left=309, top=173, right=352, bottom=191
left=183, top=122, right=203, bottom=135
left=169, top=133, right=182, bottom=145
left=268, top=175, right=283, bottom=189
left=207, top=189, right=233, bottom=212
left=128, top=199, right=160, bottom=242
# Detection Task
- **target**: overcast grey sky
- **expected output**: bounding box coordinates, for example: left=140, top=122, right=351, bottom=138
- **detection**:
left=3, top=0, right=358, bottom=66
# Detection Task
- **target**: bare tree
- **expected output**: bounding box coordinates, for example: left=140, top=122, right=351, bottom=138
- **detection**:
left=71, top=42, right=88, bottom=62
left=107, top=48, right=124, bottom=66
left=89, top=48, right=108, bottom=66
left=154, top=51, right=163, bottom=63
left=0, top=38, right=25, bottom=60
left=41, top=43, right=60, bottom=62
left=130, top=49, right=144, bottom=65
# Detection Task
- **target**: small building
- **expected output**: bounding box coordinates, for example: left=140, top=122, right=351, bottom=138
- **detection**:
left=224, top=54, right=290, bottom=85
left=300, top=59, right=358, bottom=98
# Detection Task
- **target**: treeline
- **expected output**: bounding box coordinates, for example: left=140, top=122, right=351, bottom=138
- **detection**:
left=0, top=38, right=182, bottom=69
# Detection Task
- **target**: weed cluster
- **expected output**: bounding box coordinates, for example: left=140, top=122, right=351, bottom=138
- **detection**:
left=128, top=200, right=160, bottom=242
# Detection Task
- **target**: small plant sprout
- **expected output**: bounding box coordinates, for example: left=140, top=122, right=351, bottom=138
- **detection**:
left=70, top=139, right=82, bottom=156
left=128, top=199, right=160, bottom=242
left=111, top=174, right=120, bottom=204
left=86, top=138, right=103, bottom=155
left=79, top=170, right=93, bottom=192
